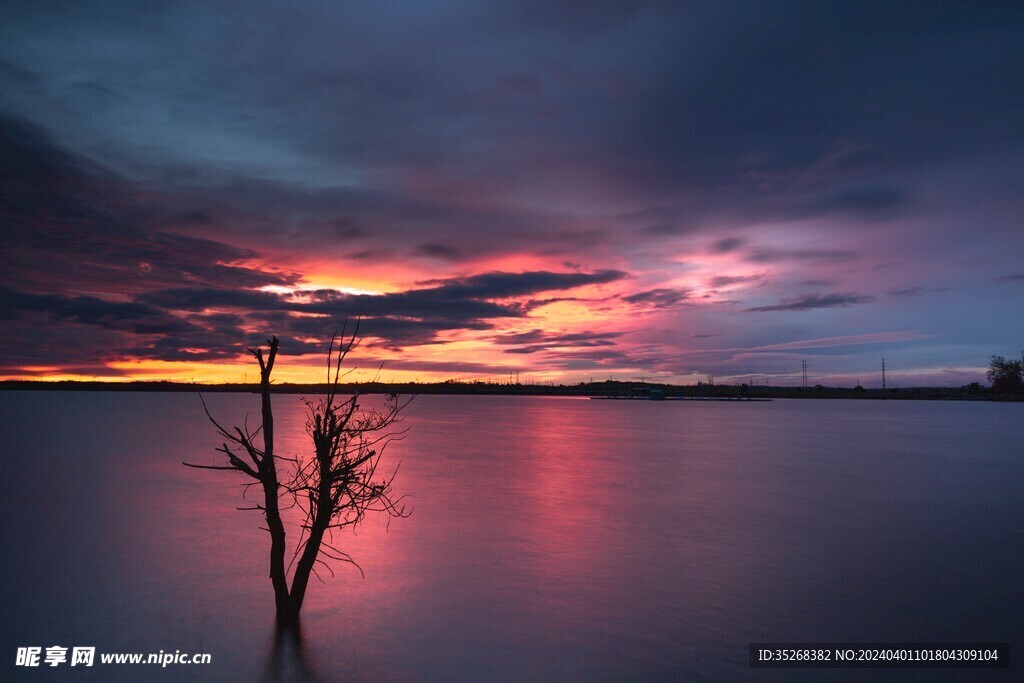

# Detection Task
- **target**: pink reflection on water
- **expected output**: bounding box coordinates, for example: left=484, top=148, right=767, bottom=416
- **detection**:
left=49, top=391, right=1021, bottom=681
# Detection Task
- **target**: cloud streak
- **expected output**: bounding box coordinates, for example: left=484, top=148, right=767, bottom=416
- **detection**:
left=745, top=293, right=875, bottom=313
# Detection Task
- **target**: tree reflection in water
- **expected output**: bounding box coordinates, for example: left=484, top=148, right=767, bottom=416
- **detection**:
left=265, top=622, right=321, bottom=683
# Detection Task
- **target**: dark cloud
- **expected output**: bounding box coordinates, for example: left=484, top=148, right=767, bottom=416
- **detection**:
left=120, top=333, right=325, bottom=363
left=2, top=113, right=618, bottom=361
left=10, top=0, right=1009, bottom=271
left=615, top=3, right=1024, bottom=192
left=0, top=319, right=139, bottom=369
left=708, top=274, right=762, bottom=288
left=415, top=243, right=462, bottom=260
left=138, top=288, right=287, bottom=312
left=279, top=313, right=496, bottom=351
left=520, top=296, right=589, bottom=312
left=0, top=287, right=197, bottom=335
left=347, top=249, right=391, bottom=261
left=0, top=114, right=299, bottom=295
left=711, top=237, right=744, bottom=254
left=357, top=358, right=514, bottom=376
left=304, top=292, right=513, bottom=329
left=746, top=293, right=875, bottom=312
left=127, top=269, right=625, bottom=354
left=131, top=285, right=512, bottom=351
left=622, top=288, right=689, bottom=308
left=504, top=346, right=546, bottom=355
left=994, top=273, right=1024, bottom=284
left=416, top=270, right=627, bottom=299
left=0, top=289, right=270, bottom=366
left=544, top=347, right=642, bottom=369
left=494, top=329, right=624, bottom=354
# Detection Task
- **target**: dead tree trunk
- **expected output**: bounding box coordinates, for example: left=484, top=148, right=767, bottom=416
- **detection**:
left=251, top=339, right=291, bottom=620
left=185, top=329, right=409, bottom=627
left=185, top=337, right=291, bottom=621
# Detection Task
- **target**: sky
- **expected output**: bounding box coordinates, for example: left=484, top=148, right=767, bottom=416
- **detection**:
left=1, top=0, right=1022, bottom=386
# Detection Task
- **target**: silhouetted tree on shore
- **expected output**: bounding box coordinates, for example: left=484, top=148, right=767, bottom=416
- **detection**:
left=185, top=324, right=410, bottom=626
left=987, top=355, right=1024, bottom=397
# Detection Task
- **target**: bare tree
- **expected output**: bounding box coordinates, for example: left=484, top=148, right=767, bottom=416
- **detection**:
left=184, top=324, right=410, bottom=626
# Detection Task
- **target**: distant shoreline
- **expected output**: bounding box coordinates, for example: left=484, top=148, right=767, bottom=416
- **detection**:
left=1, top=380, right=1014, bottom=401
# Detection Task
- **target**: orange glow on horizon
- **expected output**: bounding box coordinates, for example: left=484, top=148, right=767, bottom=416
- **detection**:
left=0, top=253, right=723, bottom=385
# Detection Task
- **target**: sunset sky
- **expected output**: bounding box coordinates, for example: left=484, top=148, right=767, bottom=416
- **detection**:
left=1, top=1, right=1022, bottom=386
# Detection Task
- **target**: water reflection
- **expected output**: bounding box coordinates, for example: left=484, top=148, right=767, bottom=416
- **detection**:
left=265, top=623, right=320, bottom=683
left=0, top=392, right=1021, bottom=681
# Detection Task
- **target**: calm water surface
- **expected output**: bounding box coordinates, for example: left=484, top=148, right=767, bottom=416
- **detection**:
left=1, top=392, right=1021, bottom=681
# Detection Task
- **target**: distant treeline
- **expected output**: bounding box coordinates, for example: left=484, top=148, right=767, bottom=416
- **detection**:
left=0, top=379, right=1015, bottom=401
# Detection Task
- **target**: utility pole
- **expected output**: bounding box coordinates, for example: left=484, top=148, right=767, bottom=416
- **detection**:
left=882, top=357, right=886, bottom=390
left=802, top=360, right=808, bottom=388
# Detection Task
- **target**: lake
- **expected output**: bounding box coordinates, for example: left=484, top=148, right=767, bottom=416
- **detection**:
left=1, top=392, right=1021, bottom=681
